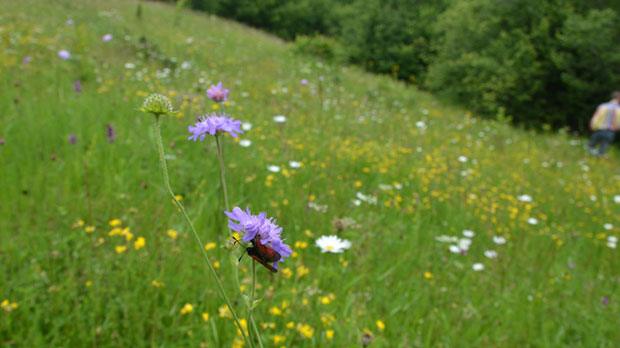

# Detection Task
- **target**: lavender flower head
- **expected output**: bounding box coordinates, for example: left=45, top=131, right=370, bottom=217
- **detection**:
left=68, top=134, right=77, bottom=144
left=206, top=81, right=229, bottom=102
left=226, top=206, right=293, bottom=269
left=106, top=125, right=116, bottom=143
left=102, top=34, right=113, bottom=42
left=187, top=112, right=243, bottom=140
left=58, top=50, right=71, bottom=60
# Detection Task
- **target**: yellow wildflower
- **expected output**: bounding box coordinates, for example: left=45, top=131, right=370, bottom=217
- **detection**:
left=424, top=272, right=433, bottom=279
left=108, top=228, right=122, bottom=236
left=115, top=245, right=127, bottom=254
left=109, top=219, right=122, bottom=227
left=134, top=237, right=146, bottom=250
left=151, top=280, right=165, bottom=288
left=84, top=226, right=95, bottom=232
left=376, top=320, right=386, bottom=331
left=269, top=306, right=283, bottom=316
left=272, top=335, right=286, bottom=345
left=297, top=265, right=309, bottom=278
left=167, top=229, right=178, bottom=240
left=296, top=323, right=314, bottom=339
left=234, top=318, right=249, bottom=336
left=204, top=242, right=216, bottom=251
left=202, top=313, right=210, bottom=322
left=325, top=329, right=335, bottom=340
left=85, top=280, right=92, bottom=287
left=219, top=305, right=232, bottom=318
left=180, top=303, right=194, bottom=315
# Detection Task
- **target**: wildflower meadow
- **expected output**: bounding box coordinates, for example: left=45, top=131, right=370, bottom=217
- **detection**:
left=1, top=0, right=619, bottom=347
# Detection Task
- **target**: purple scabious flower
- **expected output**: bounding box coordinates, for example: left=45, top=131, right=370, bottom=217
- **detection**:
left=106, top=125, right=116, bottom=143
left=23, top=56, right=31, bottom=65
left=73, top=80, right=82, bottom=93
left=187, top=112, right=243, bottom=140
left=102, top=34, right=113, bottom=42
left=225, top=206, right=293, bottom=269
left=68, top=134, right=77, bottom=144
left=58, top=50, right=70, bottom=60
left=206, top=81, right=229, bottom=102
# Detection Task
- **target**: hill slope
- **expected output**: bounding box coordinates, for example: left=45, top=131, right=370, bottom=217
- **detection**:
left=1, top=0, right=619, bottom=346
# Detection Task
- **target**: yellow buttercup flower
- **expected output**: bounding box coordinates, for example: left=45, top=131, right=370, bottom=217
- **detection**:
left=134, top=237, right=145, bottom=250
left=180, top=303, right=194, bottom=315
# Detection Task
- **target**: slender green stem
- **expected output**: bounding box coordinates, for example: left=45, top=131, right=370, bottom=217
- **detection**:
left=214, top=129, right=264, bottom=347
left=153, top=115, right=253, bottom=348
left=215, top=135, right=231, bottom=214
left=248, top=260, right=264, bottom=348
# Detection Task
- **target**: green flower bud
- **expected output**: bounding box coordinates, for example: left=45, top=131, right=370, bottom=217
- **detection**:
left=139, top=94, right=177, bottom=116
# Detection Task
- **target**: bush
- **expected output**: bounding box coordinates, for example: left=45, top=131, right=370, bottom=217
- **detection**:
left=292, top=35, right=345, bottom=63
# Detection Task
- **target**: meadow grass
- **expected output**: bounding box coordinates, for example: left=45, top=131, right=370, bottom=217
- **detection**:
left=1, top=0, right=619, bottom=347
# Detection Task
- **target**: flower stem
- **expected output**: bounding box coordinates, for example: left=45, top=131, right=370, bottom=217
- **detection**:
left=248, top=260, right=264, bottom=348
left=153, top=115, right=253, bottom=348
left=215, top=135, right=231, bottom=214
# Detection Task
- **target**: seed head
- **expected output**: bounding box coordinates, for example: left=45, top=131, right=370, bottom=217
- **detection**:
left=139, top=94, right=177, bottom=117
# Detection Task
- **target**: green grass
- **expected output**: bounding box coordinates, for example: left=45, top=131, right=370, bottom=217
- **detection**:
left=1, top=0, right=619, bottom=347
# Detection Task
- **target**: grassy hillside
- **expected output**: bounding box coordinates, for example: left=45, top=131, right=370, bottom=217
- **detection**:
left=1, top=0, right=619, bottom=347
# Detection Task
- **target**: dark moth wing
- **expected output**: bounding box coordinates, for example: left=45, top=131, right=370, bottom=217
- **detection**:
left=247, top=246, right=278, bottom=273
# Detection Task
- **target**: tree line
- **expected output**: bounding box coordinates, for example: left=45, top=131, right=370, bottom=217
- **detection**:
left=161, top=0, right=620, bottom=131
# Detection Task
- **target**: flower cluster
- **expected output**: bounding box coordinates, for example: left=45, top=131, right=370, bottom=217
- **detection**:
left=139, top=93, right=176, bottom=116
left=207, top=81, right=229, bottom=102
left=225, top=206, right=292, bottom=269
left=188, top=112, right=243, bottom=140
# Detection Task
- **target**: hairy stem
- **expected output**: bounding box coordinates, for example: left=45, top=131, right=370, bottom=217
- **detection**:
left=215, top=135, right=231, bottom=214
left=248, top=260, right=264, bottom=348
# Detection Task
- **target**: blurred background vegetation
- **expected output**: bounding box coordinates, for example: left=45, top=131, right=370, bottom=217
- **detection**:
left=157, top=0, right=620, bottom=132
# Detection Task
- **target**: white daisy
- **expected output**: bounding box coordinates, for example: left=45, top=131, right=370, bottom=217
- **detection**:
left=517, top=194, right=532, bottom=202
left=604, top=223, right=613, bottom=230
left=484, top=250, right=498, bottom=259
left=289, top=161, right=301, bottom=168
left=267, top=165, right=280, bottom=173
left=527, top=218, right=538, bottom=225
left=458, top=238, right=472, bottom=251
left=315, top=235, right=351, bottom=253
left=449, top=245, right=461, bottom=254
left=273, top=115, right=287, bottom=123
left=458, top=156, right=468, bottom=163
left=493, top=236, right=507, bottom=245
left=241, top=122, right=252, bottom=131
left=614, top=195, right=620, bottom=204
left=462, top=230, right=475, bottom=238
left=239, top=139, right=252, bottom=147
left=472, top=263, right=484, bottom=271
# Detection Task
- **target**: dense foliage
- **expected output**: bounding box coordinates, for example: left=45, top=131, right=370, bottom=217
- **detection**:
left=162, top=0, right=620, bottom=131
